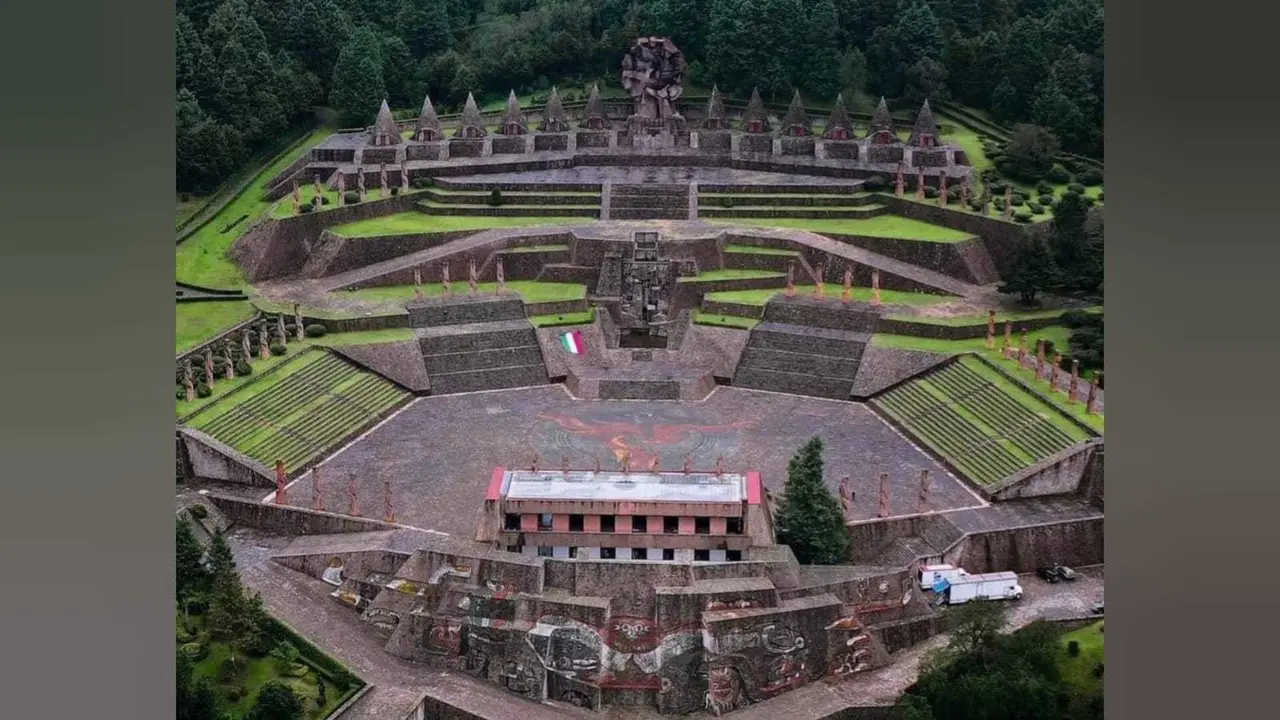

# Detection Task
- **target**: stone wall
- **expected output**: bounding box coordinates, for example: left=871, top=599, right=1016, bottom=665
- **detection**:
left=866, top=145, right=904, bottom=165
left=209, top=493, right=401, bottom=535
left=181, top=428, right=275, bottom=487
left=911, top=149, right=950, bottom=167
left=303, top=229, right=476, bottom=277
left=875, top=314, right=1065, bottom=341
left=363, top=147, right=397, bottom=165
left=491, top=136, right=529, bottom=155
left=449, top=139, right=486, bottom=157
left=819, top=234, right=997, bottom=285
left=405, top=143, right=448, bottom=161
left=985, top=440, right=1104, bottom=501
left=739, top=135, right=773, bottom=154
left=877, top=195, right=1048, bottom=277
left=779, top=137, right=816, bottom=156
left=534, top=134, right=570, bottom=152
left=696, top=131, right=733, bottom=153
left=943, top=516, right=1104, bottom=574
left=576, top=130, right=613, bottom=148
left=870, top=614, right=940, bottom=654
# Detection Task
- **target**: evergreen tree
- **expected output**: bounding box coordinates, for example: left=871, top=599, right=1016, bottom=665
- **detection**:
left=792, top=0, right=841, bottom=97
left=1001, top=123, right=1061, bottom=182
left=379, top=34, right=416, bottom=107
left=329, top=27, right=387, bottom=124
left=283, top=0, right=352, bottom=85
left=396, top=0, right=452, bottom=58
left=176, top=517, right=207, bottom=600
left=177, top=14, right=219, bottom=104
left=774, top=437, right=849, bottom=565
left=994, top=17, right=1049, bottom=119
left=999, top=237, right=1058, bottom=305
left=177, top=88, right=245, bottom=193
left=903, top=56, right=949, bottom=106
left=177, top=649, right=224, bottom=720
left=247, top=680, right=305, bottom=720
left=206, top=531, right=254, bottom=642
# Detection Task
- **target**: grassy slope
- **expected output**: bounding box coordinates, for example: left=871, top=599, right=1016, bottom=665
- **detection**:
left=708, top=216, right=973, bottom=242
left=872, top=326, right=1104, bottom=433
left=706, top=286, right=948, bottom=306
left=958, top=355, right=1091, bottom=442
left=1058, top=621, right=1104, bottom=710
left=176, top=127, right=337, bottom=290
left=177, top=301, right=257, bottom=353
left=329, top=212, right=593, bottom=237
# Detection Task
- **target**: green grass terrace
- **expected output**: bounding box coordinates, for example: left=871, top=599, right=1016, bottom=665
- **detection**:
left=177, top=301, right=257, bottom=354
left=328, top=212, right=595, bottom=237
left=706, top=286, right=950, bottom=307
left=708, top=215, right=975, bottom=242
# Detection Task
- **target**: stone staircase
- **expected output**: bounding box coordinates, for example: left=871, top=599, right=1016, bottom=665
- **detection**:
left=410, top=296, right=549, bottom=395
left=608, top=183, right=692, bottom=220
left=731, top=298, right=880, bottom=400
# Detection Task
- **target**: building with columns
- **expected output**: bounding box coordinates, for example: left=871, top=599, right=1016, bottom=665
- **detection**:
left=476, top=467, right=775, bottom=562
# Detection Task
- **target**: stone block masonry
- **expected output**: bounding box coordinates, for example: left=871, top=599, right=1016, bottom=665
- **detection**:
left=411, top=297, right=549, bottom=395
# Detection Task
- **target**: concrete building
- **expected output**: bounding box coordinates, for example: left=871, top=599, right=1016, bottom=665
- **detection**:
left=477, top=468, right=773, bottom=561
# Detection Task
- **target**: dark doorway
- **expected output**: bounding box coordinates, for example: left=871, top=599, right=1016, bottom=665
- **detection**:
left=619, top=329, right=668, bottom=348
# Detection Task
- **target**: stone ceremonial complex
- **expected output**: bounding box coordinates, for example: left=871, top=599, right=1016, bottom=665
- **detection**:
left=176, top=38, right=1104, bottom=720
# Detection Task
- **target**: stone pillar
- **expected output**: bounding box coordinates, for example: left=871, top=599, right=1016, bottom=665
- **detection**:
left=915, top=167, right=925, bottom=200
left=482, top=137, right=493, bottom=157
left=960, top=179, right=969, bottom=208
left=293, top=304, right=304, bottom=342
left=1085, top=377, right=1099, bottom=415
left=1004, top=186, right=1013, bottom=219
left=785, top=263, right=795, bottom=298
left=986, top=310, right=996, bottom=349
left=876, top=473, right=890, bottom=519
left=402, top=164, right=410, bottom=192
left=1017, top=330, right=1028, bottom=365
left=690, top=131, right=700, bottom=149
left=917, top=470, right=930, bottom=514
left=838, top=476, right=851, bottom=519
left=224, top=341, right=236, bottom=381
left=814, top=139, right=826, bottom=160
left=241, top=330, right=252, bottom=363
left=291, top=179, right=300, bottom=208
left=380, top=163, right=389, bottom=193
left=310, top=467, right=325, bottom=512
left=183, top=360, right=195, bottom=402
left=413, top=267, right=424, bottom=300
left=204, top=353, right=216, bottom=390
left=442, top=264, right=451, bottom=298
left=496, top=258, right=506, bottom=295
left=276, top=314, right=288, bottom=348
left=814, top=264, right=825, bottom=299
left=771, top=138, right=782, bottom=156
left=938, top=174, right=948, bottom=206
left=1001, top=321, right=1013, bottom=357
left=1051, top=353, right=1062, bottom=391
left=841, top=267, right=852, bottom=304
left=1068, top=359, right=1080, bottom=403
left=357, top=168, right=366, bottom=202
left=313, top=175, right=323, bottom=206
left=871, top=270, right=881, bottom=306
left=895, top=164, right=905, bottom=198
left=274, top=460, right=288, bottom=505
left=468, top=258, right=478, bottom=296
left=1036, top=339, right=1046, bottom=378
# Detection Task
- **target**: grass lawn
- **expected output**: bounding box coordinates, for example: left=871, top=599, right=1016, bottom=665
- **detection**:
left=177, top=346, right=323, bottom=420
left=337, top=280, right=584, bottom=304
left=871, top=325, right=1104, bottom=433
left=530, top=309, right=596, bottom=327
left=1058, top=621, right=1104, bottom=713
left=176, top=127, right=336, bottom=290
left=723, top=244, right=801, bottom=256
left=177, top=301, right=257, bottom=354
left=270, top=187, right=411, bottom=218
left=176, top=194, right=207, bottom=228
left=938, top=116, right=991, bottom=196
left=677, top=269, right=785, bottom=282
left=181, top=611, right=349, bottom=719
left=329, top=212, right=594, bottom=237
left=709, top=216, right=974, bottom=242
left=693, top=310, right=758, bottom=330
left=706, top=286, right=950, bottom=307
left=310, top=328, right=416, bottom=346
left=885, top=306, right=1103, bottom=326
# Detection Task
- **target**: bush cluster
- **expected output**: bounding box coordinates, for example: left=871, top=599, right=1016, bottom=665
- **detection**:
left=343, top=191, right=360, bottom=204
left=1076, top=168, right=1103, bottom=186
left=1014, top=211, right=1033, bottom=222
left=269, top=343, right=288, bottom=356
left=1028, top=202, right=1044, bottom=214
left=1047, top=166, right=1072, bottom=184
left=304, top=323, right=327, bottom=338
left=923, top=186, right=939, bottom=199
left=864, top=175, right=888, bottom=192
left=488, top=189, right=503, bottom=207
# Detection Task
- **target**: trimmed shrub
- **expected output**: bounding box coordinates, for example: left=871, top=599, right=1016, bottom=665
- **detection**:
left=1014, top=211, right=1033, bottom=222
left=923, top=186, right=939, bottom=199
left=1067, top=182, right=1086, bottom=195
left=993, top=198, right=1006, bottom=211
left=180, top=642, right=207, bottom=661
left=1035, top=179, right=1054, bottom=194
left=997, top=160, right=1016, bottom=177
left=269, top=342, right=288, bottom=356
left=195, top=383, right=212, bottom=399
left=304, top=323, right=327, bottom=338
left=488, top=189, right=503, bottom=207
left=185, top=597, right=208, bottom=614
left=1093, top=662, right=1104, bottom=678
left=298, top=203, right=314, bottom=214
left=1047, top=165, right=1072, bottom=183
left=227, top=686, right=245, bottom=702
left=1028, top=202, right=1044, bottom=214
left=864, top=175, right=888, bottom=192
left=176, top=387, right=188, bottom=400
left=1010, top=193, right=1026, bottom=206
left=176, top=625, right=197, bottom=643
left=1067, top=640, right=1081, bottom=657
left=343, top=191, right=360, bottom=204
left=320, top=195, right=331, bottom=205
left=1039, top=193, right=1054, bottom=205
left=969, top=199, right=984, bottom=211
left=411, top=176, right=431, bottom=189
left=720, top=196, right=735, bottom=209
left=1076, top=168, right=1103, bottom=186
left=988, top=181, right=1007, bottom=195
left=1082, top=195, right=1097, bottom=207
left=188, top=503, right=208, bottom=519
left=390, top=186, right=400, bottom=196
left=1097, top=192, right=1104, bottom=202
left=234, top=360, right=253, bottom=376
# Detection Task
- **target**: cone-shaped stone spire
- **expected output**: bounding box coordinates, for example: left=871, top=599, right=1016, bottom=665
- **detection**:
left=499, top=89, right=527, bottom=135
left=540, top=87, right=569, bottom=132
left=742, top=87, right=770, bottom=133
left=779, top=90, right=810, bottom=136
left=371, top=99, right=402, bottom=146
left=909, top=99, right=940, bottom=147
left=823, top=93, right=854, bottom=140
left=580, top=83, right=606, bottom=129
left=869, top=96, right=896, bottom=144
left=456, top=92, right=487, bottom=138
left=703, top=85, right=728, bottom=130
left=414, top=93, right=442, bottom=141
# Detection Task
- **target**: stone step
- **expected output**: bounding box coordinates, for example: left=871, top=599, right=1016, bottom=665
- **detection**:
left=416, top=320, right=538, bottom=354
left=422, top=344, right=546, bottom=374
left=750, top=322, right=870, bottom=357
left=408, top=297, right=527, bottom=327
left=429, top=364, right=549, bottom=395
left=698, top=193, right=878, bottom=207
left=731, top=366, right=853, bottom=400
left=698, top=206, right=887, bottom=219
left=611, top=183, right=690, bottom=196
left=761, top=300, right=882, bottom=333
left=609, top=195, right=691, bottom=209
left=609, top=207, right=690, bottom=220
left=697, top=183, right=864, bottom=195
left=738, top=346, right=863, bottom=379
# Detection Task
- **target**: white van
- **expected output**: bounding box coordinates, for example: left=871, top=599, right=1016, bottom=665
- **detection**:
left=942, top=571, right=1023, bottom=604
left=918, top=563, right=968, bottom=591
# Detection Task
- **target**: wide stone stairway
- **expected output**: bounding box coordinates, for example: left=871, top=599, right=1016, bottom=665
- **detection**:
left=409, top=296, right=549, bottom=395
left=732, top=296, right=880, bottom=400
left=608, top=183, right=692, bottom=220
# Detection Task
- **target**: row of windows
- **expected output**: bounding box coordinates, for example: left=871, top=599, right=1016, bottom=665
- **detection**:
left=506, top=546, right=743, bottom=562
left=504, top=513, right=743, bottom=534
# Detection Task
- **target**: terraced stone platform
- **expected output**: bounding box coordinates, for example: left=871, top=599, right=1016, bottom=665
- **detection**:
left=410, top=296, right=549, bottom=395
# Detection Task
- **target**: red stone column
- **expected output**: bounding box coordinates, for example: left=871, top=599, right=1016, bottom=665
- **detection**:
left=841, top=267, right=852, bottom=304
left=1068, top=360, right=1080, bottom=403
left=814, top=264, right=825, bottom=299
left=876, top=473, right=890, bottom=518
left=871, top=270, right=881, bottom=306
left=986, top=310, right=996, bottom=349
left=785, top=263, right=795, bottom=298
left=1051, top=353, right=1063, bottom=391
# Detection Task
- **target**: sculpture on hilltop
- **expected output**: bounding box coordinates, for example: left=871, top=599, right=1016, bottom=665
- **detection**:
left=499, top=90, right=527, bottom=135
left=869, top=97, right=896, bottom=145
left=621, top=37, right=686, bottom=120
left=371, top=99, right=402, bottom=147
left=539, top=87, right=569, bottom=132
left=414, top=93, right=442, bottom=142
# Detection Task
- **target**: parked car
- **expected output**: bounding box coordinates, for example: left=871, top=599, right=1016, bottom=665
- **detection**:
left=1090, top=597, right=1104, bottom=614
left=1036, top=564, right=1077, bottom=583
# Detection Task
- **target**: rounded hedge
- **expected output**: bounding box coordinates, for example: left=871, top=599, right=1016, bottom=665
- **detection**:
left=343, top=191, right=360, bottom=204
left=488, top=189, right=503, bottom=206
left=923, top=186, right=939, bottom=199
left=304, top=323, right=327, bottom=338
left=1035, top=180, right=1054, bottom=194
left=390, top=186, right=400, bottom=196
left=988, top=181, right=1007, bottom=195
left=180, top=642, right=207, bottom=661
left=298, top=203, right=314, bottom=214
left=185, top=597, right=208, bottom=614
left=1014, top=211, right=1033, bottom=222
left=320, top=195, right=331, bottom=205
left=1067, top=182, right=1087, bottom=195
left=1039, top=193, right=1054, bottom=205
left=195, top=383, right=212, bottom=399
left=1047, top=166, right=1072, bottom=184
left=993, top=198, right=1006, bottom=210
left=411, top=176, right=431, bottom=189
left=176, top=387, right=188, bottom=400
left=269, top=342, right=288, bottom=356
left=1081, top=195, right=1097, bottom=207
left=176, top=626, right=197, bottom=643
left=234, top=360, right=253, bottom=376
left=1076, top=168, right=1103, bottom=186
left=283, top=663, right=311, bottom=678
left=1097, top=192, right=1104, bottom=202
left=1028, top=202, right=1044, bottom=214
left=969, top=199, right=984, bottom=211
left=1010, top=193, right=1026, bottom=206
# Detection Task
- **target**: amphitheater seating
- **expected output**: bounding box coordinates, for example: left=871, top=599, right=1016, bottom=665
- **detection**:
left=185, top=350, right=411, bottom=473
left=608, top=183, right=691, bottom=220
left=872, top=356, right=1081, bottom=486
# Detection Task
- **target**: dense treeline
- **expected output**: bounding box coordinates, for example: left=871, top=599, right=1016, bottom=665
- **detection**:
left=177, top=0, right=1103, bottom=193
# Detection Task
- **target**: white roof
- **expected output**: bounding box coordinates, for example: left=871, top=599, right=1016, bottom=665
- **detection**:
left=950, top=571, right=1018, bottom=584
left=503, top=469, right=746, bottom=503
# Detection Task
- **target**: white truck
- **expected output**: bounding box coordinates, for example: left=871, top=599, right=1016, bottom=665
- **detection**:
left=918, top=563, right=968, bottom=591
left=940, top=571, right=1023, bottom=604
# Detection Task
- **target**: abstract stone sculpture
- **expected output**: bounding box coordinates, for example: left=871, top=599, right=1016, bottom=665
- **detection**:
left=371, top=98, right=402, bottom=146
left=539, top=87, right=569, bottom=132
left=620, top=37, right=686, bottom=120
left=823, top=93, right=854, bottom=140
left=415, top=93, right=443, bottom=142
left=499, top=90, right=527, bottom=135
left=703, top=86, right=728, bottom=130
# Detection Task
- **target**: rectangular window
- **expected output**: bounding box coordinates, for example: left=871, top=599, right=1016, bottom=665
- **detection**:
left=694, top=517, right=711, bottom=534
left=538, top=513, right=553, bottom=531
left=631, top=548, right=647, bottom=560
left=662, top=548, right=675, bottom=561
left=694, top=549, right=710, bottom=562
left=537, top=546, right=554, bottom=557
left=601, top=547, right=616, bottom=559
left=506, top=544, right=522, bottom=553
left=726, top=550, right=742, bottom=562
left=568, top=547, right=578, bottom=558
left=726, top=517, right=743, bottom=535
left=632, top=516, right=648, bottom=533
left=569, top=514, right=584, bottom=532
left=663, top=516, right=679, bottom=534
left=504, top=514, right=521, bottom=531
left=601, top=515, right=616, bottom=533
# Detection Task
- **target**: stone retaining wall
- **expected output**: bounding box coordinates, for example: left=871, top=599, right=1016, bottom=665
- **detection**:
left=819, top=233, right=995, bottom=285
left=208, top=493, right=400, bottom=535
left=491, top=136, right=528, bottom=155
left=943, top=516, right=1104, bottom=574
left=702, top=300, right=765, bottom=319
left=534, top=134, right=570, bottom=152
left=875, top=313, right=1064, bottom=340
left=877, top=195, right=1048, bottom=277
left=304, top=229, right=476, bottom=277
left=984, top=440, right=1104, bottom=501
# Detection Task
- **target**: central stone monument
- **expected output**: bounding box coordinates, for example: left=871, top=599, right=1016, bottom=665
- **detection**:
left=621, top=36, right=689, bottom=148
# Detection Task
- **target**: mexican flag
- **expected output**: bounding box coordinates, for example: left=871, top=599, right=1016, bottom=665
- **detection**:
left=560, top=330, right=585, bottom=355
